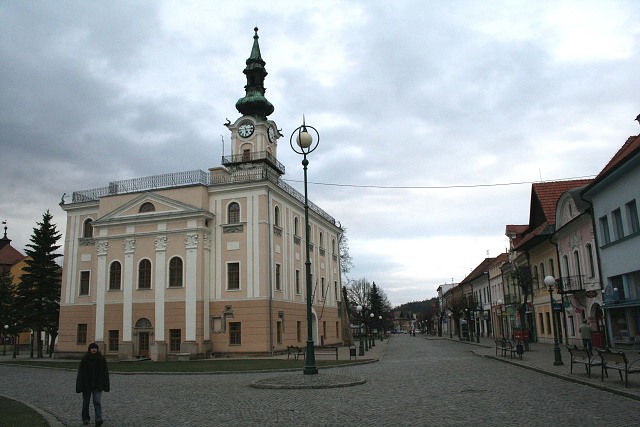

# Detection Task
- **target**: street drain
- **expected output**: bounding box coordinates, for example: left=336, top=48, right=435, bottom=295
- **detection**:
left=459, top=389, right=487, bottom=394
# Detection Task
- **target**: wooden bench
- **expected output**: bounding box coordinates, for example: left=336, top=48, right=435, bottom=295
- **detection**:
left=597, top=348, right=640, bottom=387
left=287, top=345, right=305, bottom=360
left=314, top=346, right=339, bottom=360
left=566, top=345, right=603, bottom=378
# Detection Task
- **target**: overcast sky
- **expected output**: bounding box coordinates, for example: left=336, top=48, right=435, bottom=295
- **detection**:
left=2, top=1, right=639, bottom=307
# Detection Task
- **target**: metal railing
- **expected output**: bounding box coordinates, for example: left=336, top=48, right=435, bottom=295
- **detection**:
left=69, top=166, right=336, bottom=226
left=558, top=275, right=585, bottom=293
left=71, top=169, right=210, bottom=203
left=222, top=151, right=285, bottom=174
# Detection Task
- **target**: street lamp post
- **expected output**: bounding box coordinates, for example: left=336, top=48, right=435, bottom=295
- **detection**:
left=369, top=313, right=375, bottom=348
left=379, top=315, right=383, bottom=341
left=497, top=299, right=504, bottom=338
left=3, top=325, right=7, bottom=356
left=544, top=276, right=564, bottom=366
left=356, top=305, right=365, bottom=356
left=447, top=310, right=453, bottom=338
left=290, top=118, right=320, bottom=375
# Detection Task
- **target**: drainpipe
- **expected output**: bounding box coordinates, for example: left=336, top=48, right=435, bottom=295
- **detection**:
left=549, top=235, right=569, bottom=345
left=267, top=188, right=274, bottom=356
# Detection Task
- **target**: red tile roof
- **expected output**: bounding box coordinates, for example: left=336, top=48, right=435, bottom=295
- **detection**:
left=530, top=179, right=592, bottom=227
left=460, top=257, right=494, bottom=284
left=584, top=134, right=640, bottom=193
left=0, top=244, right=25, bottom=270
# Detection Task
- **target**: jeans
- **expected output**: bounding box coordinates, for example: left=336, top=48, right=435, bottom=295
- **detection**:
left=82, top=389, right=102, bottom=422
left=582, top=338, right=592, bottom=352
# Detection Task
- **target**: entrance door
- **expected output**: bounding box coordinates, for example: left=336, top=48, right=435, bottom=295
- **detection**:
left=139, top=332, right=150, bottom=357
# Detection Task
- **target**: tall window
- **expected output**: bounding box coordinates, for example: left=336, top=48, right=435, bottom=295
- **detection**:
left=612, top=208, right=624, bottom=240
left=79, top=271, right=90, bottom=295
left=549, top=258, right=555, bottom=278
left=276, top=321, right=282, bottom=344
left=274, top=206, right=280, bottom=226
left=563, top=255, right=570, bottom=278
left=586, top=244, right=595, bottom=278
left=169, top=257, right=183, bottom=288
left=108, top=330, right=119, bottom=352
left=229, top=322, right=241, bottom=345
left=295, top=269, right=301, bottom=294
left=77, top=324, right=88, bottom=345
left=109, top=261, right=122, bottom=290
left=296, top=321, right=302, bottom=342
left=626, top=200, right=639, bottom=234
left=227, top=262, right=240, bottom=290
left=539, top=263, right=545, bottom=280
left=294, top=217, right=299, bottom=235
left=599, top=216, right=611, bottom=245
left=574, top=250, right=582, bottom=284
left=319, top=232, right=324, bottom=248
left=138, top=259, right=152, bottom=289
left=332, top=238, right=336, bottom=254
left=169, top=329, right=181, bottom=352
left=83, top=219, right=93, bottom=238
left=228, top=202, right=240, bottom=224
left=275, top=263, right=281, bottom=291
left=321, top=277, right=325, bottom=299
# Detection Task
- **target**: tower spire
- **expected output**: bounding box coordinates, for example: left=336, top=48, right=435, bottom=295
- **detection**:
left=235, top=27, right=274, bottom=120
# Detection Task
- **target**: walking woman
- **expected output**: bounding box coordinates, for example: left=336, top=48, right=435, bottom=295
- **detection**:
left=76, top=342, right=110, bottom=426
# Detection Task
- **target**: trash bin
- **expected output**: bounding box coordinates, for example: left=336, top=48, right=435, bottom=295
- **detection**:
left=516, top=342, right=524, bottom=359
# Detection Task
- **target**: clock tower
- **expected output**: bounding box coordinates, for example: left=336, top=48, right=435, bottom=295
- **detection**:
left=224, top=28, right=283, bottom=175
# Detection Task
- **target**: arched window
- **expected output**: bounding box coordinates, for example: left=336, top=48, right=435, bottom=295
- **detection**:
left=138, top=259, right=152, bottom=289
left=169, top=257, right=183, bottom=288
left=139, top=202, right=155, bottom=213
left=228, top=202, right=240, bottom=224
left=294, top=217, right=299, bottom=235
left=109, top=261, right=122, bottom=291
left=563, top=255, right=570, bottom=278
left=83, top=219, right=93, bottom=238
left=274, top=206, right=280, bottom=226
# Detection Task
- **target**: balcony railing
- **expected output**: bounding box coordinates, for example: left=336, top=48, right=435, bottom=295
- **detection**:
left=222, top=151, right=285, bottom=174
left=557, top=275, right=585, bottom=294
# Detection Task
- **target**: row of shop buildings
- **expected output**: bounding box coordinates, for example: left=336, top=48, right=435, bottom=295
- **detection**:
left=438, top=122, right=640, bottom=350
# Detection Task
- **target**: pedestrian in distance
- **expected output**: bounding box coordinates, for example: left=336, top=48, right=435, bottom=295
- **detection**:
left=579, top=319, right=593, bottom=352
left=76, top=342, right=110, bottom=426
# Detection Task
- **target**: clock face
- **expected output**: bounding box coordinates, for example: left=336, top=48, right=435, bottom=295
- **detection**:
left=238, top=121, right=254, bottom=138
left=268, top=126, right=276, bottom=143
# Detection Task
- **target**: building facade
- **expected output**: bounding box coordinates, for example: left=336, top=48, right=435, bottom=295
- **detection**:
left=57, top=29, right=344, bottom=360
left=583, top=132, right=640, bottom=348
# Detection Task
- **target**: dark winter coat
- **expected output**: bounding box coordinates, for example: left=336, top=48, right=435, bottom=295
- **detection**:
left=76, top=352, right=110, bottom=393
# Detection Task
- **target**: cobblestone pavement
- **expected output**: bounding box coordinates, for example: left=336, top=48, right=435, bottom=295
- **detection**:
left=1, top=335, right=640, bottom=427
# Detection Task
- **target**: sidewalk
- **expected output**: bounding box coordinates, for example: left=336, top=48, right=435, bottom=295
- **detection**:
left=426, top=334, right=640, bottom=401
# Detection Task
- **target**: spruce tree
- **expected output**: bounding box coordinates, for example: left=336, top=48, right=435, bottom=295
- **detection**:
left=15, top=210, right=62, bottom=358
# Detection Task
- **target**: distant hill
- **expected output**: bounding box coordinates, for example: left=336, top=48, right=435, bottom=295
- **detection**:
left=394, top=298, right=437, bottom=314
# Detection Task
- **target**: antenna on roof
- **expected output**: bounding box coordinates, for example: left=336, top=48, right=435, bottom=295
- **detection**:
left=221, top=135, right=225, bottom=158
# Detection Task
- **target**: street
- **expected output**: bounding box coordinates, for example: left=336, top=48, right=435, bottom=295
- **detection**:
left=1, top=334, right=639, bottom=426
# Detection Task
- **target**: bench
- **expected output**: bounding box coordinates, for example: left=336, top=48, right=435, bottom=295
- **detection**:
left=314, top=346, right=339, bottom=360
left=496, top=339, right=518, bottom=359
left=597, top=348, right=640, bottom=387
left=566, top=345, right=603, bottom=378
left=287, top=345, right=305, bottom=360
left=495, top=339, right=508, bottom=357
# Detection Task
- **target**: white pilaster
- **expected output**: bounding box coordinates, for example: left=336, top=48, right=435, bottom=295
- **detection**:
left=123, top=238, right=135, bottom=341
left=185, top=233, right=198, bottom=341
left=95, top=241, right=109, bottom=342
left=154, top=236, right=167, bottom=342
